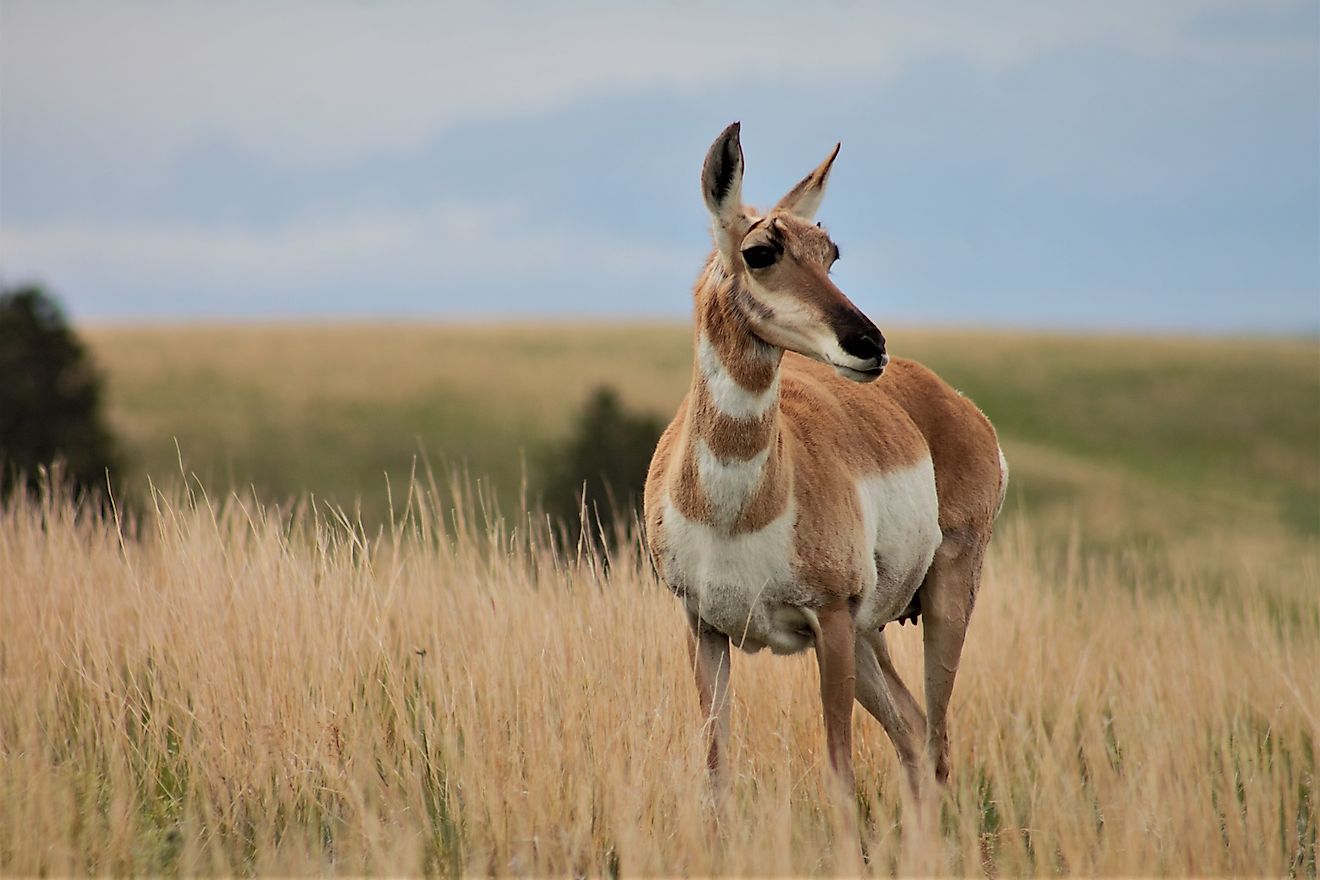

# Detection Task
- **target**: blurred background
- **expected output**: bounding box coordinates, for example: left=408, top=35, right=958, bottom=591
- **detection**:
left=4, top=0, right=1316, bottom=330
left=1, top=0, right=1316, bottom=542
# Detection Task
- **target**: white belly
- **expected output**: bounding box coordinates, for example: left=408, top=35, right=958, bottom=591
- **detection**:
left=657, top=457, right=942, bottom=654
left=659, top=495, right=817, bottom=655
left=851, top=458, right=943, bottom=631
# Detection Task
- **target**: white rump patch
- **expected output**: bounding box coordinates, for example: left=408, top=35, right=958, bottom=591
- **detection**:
left=995, top=445, right=1009, bottom=517
left=697, top=333, right=779, bottom=420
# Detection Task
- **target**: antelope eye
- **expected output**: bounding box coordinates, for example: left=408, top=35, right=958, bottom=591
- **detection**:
left=741, top=245, right=779, bottom=269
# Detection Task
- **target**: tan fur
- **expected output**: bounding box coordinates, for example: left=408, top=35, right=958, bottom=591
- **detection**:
left=875, top=358, right=1003, bottom=534
left=645, top=124, right=1004, bottom=802
left=647, top=352, right=993, bottom=594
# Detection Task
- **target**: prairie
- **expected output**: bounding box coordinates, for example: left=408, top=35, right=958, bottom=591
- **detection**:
left=1, top=480, right=1315, bottom=875
left=0, top=324, right=1315, bottom=875
left=82, top=323, right=1319, bottom=541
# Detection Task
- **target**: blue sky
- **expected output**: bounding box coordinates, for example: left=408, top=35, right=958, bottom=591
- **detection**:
left=1, top=1, right=1316, bottom=331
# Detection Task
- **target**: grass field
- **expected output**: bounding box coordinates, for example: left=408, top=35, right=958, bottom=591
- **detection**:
left=1, top=323, right=1316, bottom=874
left=84, top=323, right=1319, bottom=539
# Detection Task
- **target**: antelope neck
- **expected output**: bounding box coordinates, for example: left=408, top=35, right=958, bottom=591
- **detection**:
left=672, top=267, right=792, bottom=534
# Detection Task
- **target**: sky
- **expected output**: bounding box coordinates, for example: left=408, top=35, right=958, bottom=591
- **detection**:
left=1, top=1, right=1317, bottom=332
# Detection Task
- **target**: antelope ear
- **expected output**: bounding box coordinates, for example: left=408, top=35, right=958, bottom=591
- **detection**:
left=774, top=142, right=840, bottom=221
left=701, top=122, right=749, bottom=268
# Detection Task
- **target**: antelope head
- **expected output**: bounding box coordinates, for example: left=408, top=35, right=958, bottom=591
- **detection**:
left=702, top=122, right=888, bottom=382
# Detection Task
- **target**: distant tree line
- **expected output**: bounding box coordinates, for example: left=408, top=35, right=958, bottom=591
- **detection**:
left=0, top=281, right=663, bottom=543
left=0, top=284, right=119, bottom=504
left=538, top=386, right=663, bottom=547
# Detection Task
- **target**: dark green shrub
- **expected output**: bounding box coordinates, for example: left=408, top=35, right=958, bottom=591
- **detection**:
left=539, top=386, right=663, bottom=545
left=0, top=284, right=119, bottom=503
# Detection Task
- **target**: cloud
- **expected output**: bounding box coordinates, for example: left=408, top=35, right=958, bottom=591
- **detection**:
left=0, top=201, right=691, bottom=316
left=2, top=1, right=1314, bottom=329
left=4, top=0, right=1301, bottom=171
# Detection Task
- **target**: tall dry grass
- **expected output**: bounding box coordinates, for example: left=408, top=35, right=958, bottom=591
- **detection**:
left=1, top=478, right=1315, bottom=876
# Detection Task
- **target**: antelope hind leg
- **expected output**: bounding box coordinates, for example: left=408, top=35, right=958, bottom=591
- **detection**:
left=855, top=629, right=927, bottom=799
left=921, top=536, right=986, bottom=785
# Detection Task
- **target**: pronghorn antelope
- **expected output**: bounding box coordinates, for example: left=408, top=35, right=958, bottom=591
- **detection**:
left=643, top=123, right=1007, bottom=797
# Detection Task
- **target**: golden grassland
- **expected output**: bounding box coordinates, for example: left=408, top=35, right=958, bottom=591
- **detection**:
left=1, top=478, right=1316, bottom=876
left=1, top=323, right=1315, bottom=874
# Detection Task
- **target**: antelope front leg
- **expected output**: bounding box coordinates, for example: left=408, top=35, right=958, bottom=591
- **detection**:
left=687, top=612, right=731, bottom=786
left=814, top=599, right=857, bottom=794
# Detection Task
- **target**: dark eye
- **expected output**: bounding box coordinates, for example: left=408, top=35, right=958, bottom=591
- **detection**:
left=741, top=245, right=779, bottom=269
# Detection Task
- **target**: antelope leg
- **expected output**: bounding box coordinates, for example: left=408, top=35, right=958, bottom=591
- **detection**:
left=855, top=629, right=926, bottom=798
left=921, top=539, right=985, bottom=785
left=812, top=599, right=857, bottom=794
left=688, top=611, right=731, bottom=785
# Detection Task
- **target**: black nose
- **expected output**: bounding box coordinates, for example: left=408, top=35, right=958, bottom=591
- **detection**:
left=839, top=328, right=886, bottom=363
